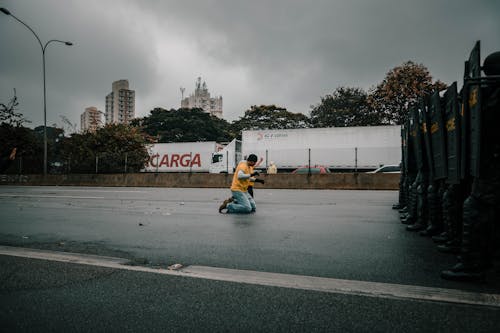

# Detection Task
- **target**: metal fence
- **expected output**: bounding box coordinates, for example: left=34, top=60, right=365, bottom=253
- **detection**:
left=2, top=151, right=142, bottom=174
left=2, top=146, right=401, bottom=174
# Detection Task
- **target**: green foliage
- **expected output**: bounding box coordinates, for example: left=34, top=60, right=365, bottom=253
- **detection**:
left=60, top=124, right=151, bottom=173
left=0, top=123, right=42, bottom=173
left=131, top=108, right=233, bottom=143
left=367, top=61, right=447, bottom=124
left=231, top=105, right=310, bottom=134
left=33, top=126, right=66, bottom=172
left=310, top=87, right=382, bottom=127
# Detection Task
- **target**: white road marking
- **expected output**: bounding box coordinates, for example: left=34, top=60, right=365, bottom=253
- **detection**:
left=0, top=187, right=147, bottom=193
left=29, top=189, right=148, bottom=193
left=1, top=245, right=499, bottom=308
left=0, top=194, right=105, bottom=199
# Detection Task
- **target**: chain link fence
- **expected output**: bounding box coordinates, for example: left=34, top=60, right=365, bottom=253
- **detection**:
left=1, top=151, right=146, bottom=174
left=2, top=146, right=401, bottom=174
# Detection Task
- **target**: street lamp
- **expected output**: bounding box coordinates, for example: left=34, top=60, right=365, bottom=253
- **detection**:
left=1, top=7, right=72, bottom=175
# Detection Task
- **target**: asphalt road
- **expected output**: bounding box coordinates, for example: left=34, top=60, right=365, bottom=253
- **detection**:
left=2, top=254, right=500, bottom=333
left=1, top=186, right=499, bottom=332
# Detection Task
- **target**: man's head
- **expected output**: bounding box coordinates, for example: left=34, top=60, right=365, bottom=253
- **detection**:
left=247, top=154, right=258, bottom=166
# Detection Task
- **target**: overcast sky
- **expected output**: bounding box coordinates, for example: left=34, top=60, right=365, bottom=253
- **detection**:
left=1, top=0, right=499, bottom=131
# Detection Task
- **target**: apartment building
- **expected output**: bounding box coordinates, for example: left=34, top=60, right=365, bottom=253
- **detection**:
left=80, top=106, right=102, bottom=132
left=105, top=79, right=135, bottom=124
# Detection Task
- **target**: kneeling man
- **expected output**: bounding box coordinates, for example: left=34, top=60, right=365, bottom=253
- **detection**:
left=219, top=154, right=264, bottom=214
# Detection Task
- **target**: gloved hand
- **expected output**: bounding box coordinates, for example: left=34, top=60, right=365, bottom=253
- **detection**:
left=254, top=178, right=265, bottom=184
left=251, top=171, right=260, bottom=176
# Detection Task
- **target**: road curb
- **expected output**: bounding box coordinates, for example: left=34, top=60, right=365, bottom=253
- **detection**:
left=1, top=245, right=499, bottom=308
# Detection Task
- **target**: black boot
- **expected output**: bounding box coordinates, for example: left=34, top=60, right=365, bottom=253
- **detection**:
left=442, top=193, right=491, bottom=281
left=419, top=224, right=441, bottom=237
left=441, top=266, right=485, bottom=282
left=422, top=183, right=442, bottom=237
left=437, top=239, right=461, bottom=254
left=441, top=256, right=489, bottom=282
left=432, top=231, right=450, bottom=244
left=400, top=216, right=414, bottom=225
left=406, top=223, right=425, bottom=232
left=409, top=181, right=428, bottom=232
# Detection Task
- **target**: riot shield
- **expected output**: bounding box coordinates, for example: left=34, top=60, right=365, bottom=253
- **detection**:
left=401, top=124, right=407, bottom=174
left=465, top=41, right=482, bottom=177
left=409, top=107, right=422, bottom=172
left=444, top=82, right=461, bottom=184
left=419, top=96, right=431, bottom=176
left=429, top=90, right=447, bottom=180
left=406, top=116, right=417, bottom=175
left=476, top=50, right=500, bottom=178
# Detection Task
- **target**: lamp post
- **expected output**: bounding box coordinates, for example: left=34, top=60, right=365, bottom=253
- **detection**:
left=1, top=7, right=72, bottom=175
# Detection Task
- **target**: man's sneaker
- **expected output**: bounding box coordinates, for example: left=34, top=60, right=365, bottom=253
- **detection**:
left=219, top=197, right=233, bottom=213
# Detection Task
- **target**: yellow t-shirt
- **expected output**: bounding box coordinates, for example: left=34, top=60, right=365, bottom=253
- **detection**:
left=231, top=161, right=251, bottom=192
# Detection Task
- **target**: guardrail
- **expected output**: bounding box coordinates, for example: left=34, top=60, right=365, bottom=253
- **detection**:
left=0, top=173, right=399, bottom=190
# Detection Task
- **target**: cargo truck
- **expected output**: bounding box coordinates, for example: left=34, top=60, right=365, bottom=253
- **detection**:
left=242, top=126, right=401, bottom=172
left=142, top=126, right=401, bottom=173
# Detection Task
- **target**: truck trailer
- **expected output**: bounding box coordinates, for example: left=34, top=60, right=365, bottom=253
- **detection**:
left=242, top=126, right=401, bottom=172
left=142, top=126, right=401, bottom=173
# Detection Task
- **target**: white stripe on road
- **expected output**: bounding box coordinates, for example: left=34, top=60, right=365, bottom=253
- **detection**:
left=1, top=245, right=499, bottom=308
left=29, top=189, right=148, bottom=193
left=0, top=194, right=105, bottom=199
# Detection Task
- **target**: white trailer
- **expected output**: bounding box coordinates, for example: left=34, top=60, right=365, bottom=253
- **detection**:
left=143, top=141, right=220, bottom=172
left=242, top=126, right=401, bottom=172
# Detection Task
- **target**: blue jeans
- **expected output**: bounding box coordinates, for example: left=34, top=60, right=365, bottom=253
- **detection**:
left=227, top=190, right=256, bottom=214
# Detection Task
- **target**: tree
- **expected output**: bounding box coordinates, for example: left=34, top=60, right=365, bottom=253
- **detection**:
left=34, top=125, right=65, bottom=172
left=132, top=108, right=233, bottom=143
left=231, top=105, right=310, bottom=134
left=0, top=89, right=30, bottom=127
left=310, top=87, right=381, bottom=127
left=367, top=61, right=447, bottom=124
left=1, top=90, right=39, bottom=173
left=60, top=124, right=152, bottom=173
left=0, top=123, right=41, bottom=173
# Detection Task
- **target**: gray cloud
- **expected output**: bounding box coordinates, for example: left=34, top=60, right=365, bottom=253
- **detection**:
left=1, top=0, right=499, bottom=129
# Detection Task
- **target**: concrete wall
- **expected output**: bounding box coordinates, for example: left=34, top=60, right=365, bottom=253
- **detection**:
left=0, top=173, right=399, bottom=190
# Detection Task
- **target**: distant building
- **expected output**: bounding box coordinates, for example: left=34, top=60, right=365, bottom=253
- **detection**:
left=80, top=106, right=102, bottom=132
left=105, top=79, right=135, bottom=124
left=181, top=77, right=223, bottom=118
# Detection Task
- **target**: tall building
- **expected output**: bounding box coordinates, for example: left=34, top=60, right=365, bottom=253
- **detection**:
left=80, top=106, right=102, bottom=132
left=105, top=79, right=135, bottom=124
left=181, top=77, right=223, bottom=118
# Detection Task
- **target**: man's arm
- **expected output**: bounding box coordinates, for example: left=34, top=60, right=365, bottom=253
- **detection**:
left=9, top=148, right=17, bottom=160
left=237, top=169, right=256, bottom=181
